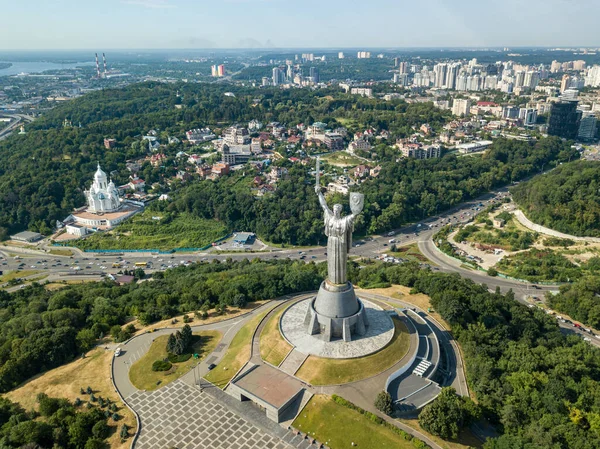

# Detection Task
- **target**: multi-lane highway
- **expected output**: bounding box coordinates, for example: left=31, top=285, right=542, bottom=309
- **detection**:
left=0, top=114, right=34, bottom=141
left=1, top=184, right=598, bottom=346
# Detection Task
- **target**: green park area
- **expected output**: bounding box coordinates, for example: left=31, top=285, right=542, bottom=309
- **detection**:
left=388, top=243, right=430, bottom=264
left=455, top=211, right=538, bottom=251
left=0, top=269, right=40, bottom=283
left=129, top=330, right=222, bottom=391
left=321, top=151, right=366, bottom=167
left=293, top=395, right=420, bottom=449
left=295, top=317, right=410, bottom=385
left=74, top=211, right=228, bottom=251
left=494, top=248, right=600, bottom=283
left=259, top=307, right=292, bottom=366
left=204, top=306, right=276, bottom=388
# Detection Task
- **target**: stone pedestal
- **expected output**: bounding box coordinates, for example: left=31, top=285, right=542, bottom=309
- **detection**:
left=303, top=281, right=369, bottom=342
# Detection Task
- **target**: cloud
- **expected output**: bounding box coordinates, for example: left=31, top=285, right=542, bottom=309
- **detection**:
left=123, top=0, right=175, bottom=9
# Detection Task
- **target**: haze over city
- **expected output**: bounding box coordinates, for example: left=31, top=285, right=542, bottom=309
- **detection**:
left=2, top=2, right=600, bottom=449
left=1, top=0, right=600, bottom=49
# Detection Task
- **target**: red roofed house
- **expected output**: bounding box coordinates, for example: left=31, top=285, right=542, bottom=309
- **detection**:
left=127, top=177, right=146, bottom=192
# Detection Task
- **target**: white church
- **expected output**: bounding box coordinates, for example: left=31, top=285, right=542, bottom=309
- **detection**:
left=85, top=164, right=121, bottom=213
left=61, top=164, right=142, bottom=237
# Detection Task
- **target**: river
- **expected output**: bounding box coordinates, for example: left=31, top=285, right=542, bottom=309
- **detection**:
left=0, top=61, right=94, bottom=76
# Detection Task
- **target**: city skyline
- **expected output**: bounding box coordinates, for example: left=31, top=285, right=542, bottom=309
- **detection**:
left=1, top=0, right=600, bottom=50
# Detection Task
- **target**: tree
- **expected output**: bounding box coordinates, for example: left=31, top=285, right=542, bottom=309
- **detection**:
left=418, top=388, right=479, bottom=440
left=91, top=420, right=110, bottom=439
left=180, top=324, right=192, bottom=349
left=166, top=334, right=176, bottom=354
left=84, top=438, right=105, bottom=449
left=374, top=391, right=393, bottom=415
left=76, top=329, right=97, bottom=352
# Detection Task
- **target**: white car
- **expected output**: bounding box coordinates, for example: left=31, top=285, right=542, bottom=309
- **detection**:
left=114, top=348, right=122, bottom=357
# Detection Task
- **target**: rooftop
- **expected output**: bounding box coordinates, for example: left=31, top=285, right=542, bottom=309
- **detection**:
left=10, top=231, right=42, bottom=241
left=232, top=364, right=304, bottom=408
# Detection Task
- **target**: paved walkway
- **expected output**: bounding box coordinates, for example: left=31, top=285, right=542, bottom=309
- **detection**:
left=128, top=380, right=292, bottom=449
left=112, top=297, right=320, bottom=449
left=278, top=350, right=308, bottom=376
left=513, top=209, right=600, bottom=242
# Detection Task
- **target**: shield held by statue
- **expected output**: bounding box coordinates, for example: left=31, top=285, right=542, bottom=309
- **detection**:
left=350, top=193, right=364, bottom=215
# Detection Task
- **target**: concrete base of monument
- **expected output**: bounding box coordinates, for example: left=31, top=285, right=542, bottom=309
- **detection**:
left=305, top=281, right=368, bottom=341
left=280, top=298, right=395, bottom=359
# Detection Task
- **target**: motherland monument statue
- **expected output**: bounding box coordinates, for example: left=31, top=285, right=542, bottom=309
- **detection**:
left=304, top=157, right=369, bottom=341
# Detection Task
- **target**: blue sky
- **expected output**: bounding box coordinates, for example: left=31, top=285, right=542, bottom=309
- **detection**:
left=1, top=0, right=598, bottom=49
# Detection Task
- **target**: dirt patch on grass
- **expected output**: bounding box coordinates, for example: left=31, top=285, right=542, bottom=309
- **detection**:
left=5, top=348, right=136, bottom=449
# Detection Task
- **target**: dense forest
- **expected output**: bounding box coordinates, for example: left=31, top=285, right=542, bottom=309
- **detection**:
left=549, top=276, right=600, bottom=329
left=0, top=259, right=322, bottom=392
left=0, top=395, right=115, bottom=448
left=512, top=161, right=600, bottom=237
left=352, top=261, right=600, bottom=448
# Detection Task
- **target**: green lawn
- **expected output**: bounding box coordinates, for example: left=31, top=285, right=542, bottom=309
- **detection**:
left=259, top=308, right=292, bottom=366
left=129, top=330, right=222, bottom=391
left=75, top=211, right=228, bottom=251
left=204, top=306, right=276, bottom=388
left=295, top=317, right=411, bottom=385
left=495, top=248, right=586, bottom=283
left=389, top=243, right=431, bottom=264
left=321, top=151, right=366, bottom=167
left=48, top=248, right=73, bottom=256
left=293, top=395, right=416, bottom=449
left=0, top=270, right=40, bottom=283
left=456, top=213, right=538, bottom=252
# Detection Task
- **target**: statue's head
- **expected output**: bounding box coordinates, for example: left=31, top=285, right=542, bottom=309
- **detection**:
left=333, top=204, right=342, bottom=218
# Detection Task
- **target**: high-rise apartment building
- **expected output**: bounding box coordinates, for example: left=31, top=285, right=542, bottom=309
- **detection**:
left=515, top=71, right=525, bottom=88
left=434, top=63, right=447, bottom=88
left=519, top=108, right=538, bottom=126
left=309, top=67, right=320, bottom=84
left=578, top=112, right=598, bottom=141
left=548, top=100, right=581, bottom=139
left=357, top=51, right=371, bottom=59
left=585, top=66, right=600, bottom=87
left=524, top=71, right=540, bottom=89
left=457, top=73, right=468, bottom=91
left=550, top=60, right=562, bottom=73
left=560, top=74, right=571, bottom=92
left=446, top=63, right=460, bottom=89
left=452, top=99, right=471, bottom=117
left=272, top=67, right=285, bottom=86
